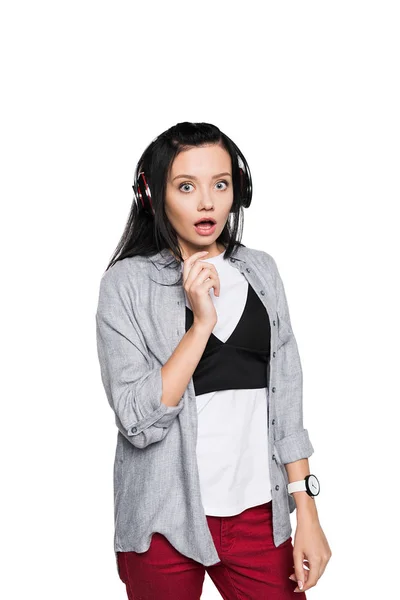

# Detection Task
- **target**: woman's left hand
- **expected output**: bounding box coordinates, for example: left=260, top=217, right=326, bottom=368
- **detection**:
left=288, top=512, right=332, bottom=593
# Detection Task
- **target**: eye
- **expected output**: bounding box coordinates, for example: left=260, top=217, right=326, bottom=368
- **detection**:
left=179, top=183, right=194, bottom=193
left=215, top=180, right=229, bottom=190
left=178, top=180, right=229, bottom=193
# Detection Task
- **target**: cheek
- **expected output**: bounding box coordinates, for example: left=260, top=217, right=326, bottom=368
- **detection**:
left=220, top=194, right=234, bottom=215
left=169, top=198, right=193, bottom=222
left=165, top=193, right=184, bottom=223
left=165, top=203, right=193, bottom=232
left=219, top=204, right=233, bottom=224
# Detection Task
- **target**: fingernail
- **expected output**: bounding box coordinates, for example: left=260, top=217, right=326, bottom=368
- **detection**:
left=298, top=580, right=303, bottom=590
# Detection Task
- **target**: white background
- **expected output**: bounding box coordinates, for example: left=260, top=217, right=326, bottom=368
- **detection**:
left=1, top=1, right=399, bottom=598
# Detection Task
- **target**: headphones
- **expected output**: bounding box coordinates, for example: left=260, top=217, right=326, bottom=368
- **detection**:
left=132, top=135, right=252, bottom=217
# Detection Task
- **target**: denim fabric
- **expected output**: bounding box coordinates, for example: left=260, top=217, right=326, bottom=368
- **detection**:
left=95, top=244, right=314, bottom=575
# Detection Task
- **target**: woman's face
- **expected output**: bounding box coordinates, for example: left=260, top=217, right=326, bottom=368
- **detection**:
left=165, top=143, right=234, bottom=259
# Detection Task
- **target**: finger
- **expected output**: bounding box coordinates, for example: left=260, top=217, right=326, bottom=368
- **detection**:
left=300, top=560, right=321, bottom=592
left=183, top=258, right=212, bottom=288
left=290, top=566, right=309, bottom=587
left=290, top=557, right=310, bottom=576
left=293, top=552, right=306, bottom=592
left=199, top=273, right=220, bottom=297
left=196, top=261, right=220, bottom=296
left=183, top=251, right=208, bottom=275
left=293, top=559, right=310, bottom=569
left=206, top=264, right=220, bottom=296
left=191, top=251, right=209, bottom=263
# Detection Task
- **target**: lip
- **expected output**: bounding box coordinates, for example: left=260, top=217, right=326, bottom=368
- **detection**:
left=194, top=221, right=217, bottom=236
left=194, top=218, right=216, bottom=225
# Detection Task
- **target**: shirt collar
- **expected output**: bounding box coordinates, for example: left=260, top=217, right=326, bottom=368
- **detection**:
left=149, top=245, right=247, bottom=270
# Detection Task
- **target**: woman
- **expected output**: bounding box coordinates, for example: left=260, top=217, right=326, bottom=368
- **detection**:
left=95, top=121, right=331, bottom=599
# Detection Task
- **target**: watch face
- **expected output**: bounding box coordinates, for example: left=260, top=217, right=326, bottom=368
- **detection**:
left=306, top=475, right=320, bottom=496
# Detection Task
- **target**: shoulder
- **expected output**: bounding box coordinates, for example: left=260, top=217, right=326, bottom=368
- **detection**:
left=96, top=256, right=153, bottom=307
left=99, top=255, right=150, bottom=286
left=241, top=245, right=278, bottom=272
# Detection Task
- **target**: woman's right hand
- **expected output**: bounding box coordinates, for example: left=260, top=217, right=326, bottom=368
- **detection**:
left=182, top=250, right=220, bottom=332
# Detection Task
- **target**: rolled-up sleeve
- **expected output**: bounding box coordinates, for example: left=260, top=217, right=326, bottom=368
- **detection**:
left=267, top=254, right=314, bottom=464
left=95, top=267, right=184, bottom=449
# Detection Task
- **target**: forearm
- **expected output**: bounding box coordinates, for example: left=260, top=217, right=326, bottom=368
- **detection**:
left=161, top=323, right=212, bottom=407
left=285, top=458, right=319, bottom=519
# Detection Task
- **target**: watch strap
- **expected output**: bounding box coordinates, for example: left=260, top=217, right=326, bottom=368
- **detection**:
left=287, top=479, right=307, bottom=494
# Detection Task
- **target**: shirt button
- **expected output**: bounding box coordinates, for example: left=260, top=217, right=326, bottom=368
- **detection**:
left=272, top=454, right=276, bottom=461
left=230, top=258, right=236, bottom=262
left=275, top=485, right=280, bottom=491
left=273, top=351, right=276, bottom=358
left=272, top=419, right=275, bottom=425
left=177, top=301, right=180, bottom=305
left=272, top=387, right=276, bottom=393
left=246, top=267, right=251, bottom=272
left=260, top=290, right=265, bottom=295
left=131, top=427, right=137, bottom=433
left=273, top=320, right=276, bottom=326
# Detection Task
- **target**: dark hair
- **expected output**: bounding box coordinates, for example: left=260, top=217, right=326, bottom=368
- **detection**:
left=104, top=121, right=250, bottom=272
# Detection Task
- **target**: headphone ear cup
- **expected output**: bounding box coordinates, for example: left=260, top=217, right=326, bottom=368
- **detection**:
left=239, top=166, right=252, bottom=208
left=239, top=167, right=245, bottom=196
left=135, top=174, right=145, bottom=210
left=136, top=171, right=155, bottom=216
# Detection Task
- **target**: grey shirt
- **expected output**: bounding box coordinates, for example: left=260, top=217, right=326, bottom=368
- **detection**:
left=95, top=244, right=314, bottom=576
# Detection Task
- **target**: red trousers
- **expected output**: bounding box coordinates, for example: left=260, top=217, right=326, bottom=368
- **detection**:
left=117, top=500, right=307, bottom=599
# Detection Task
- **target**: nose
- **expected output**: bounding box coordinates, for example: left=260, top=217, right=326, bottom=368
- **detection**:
left=198, top=191, right=215, bottom=210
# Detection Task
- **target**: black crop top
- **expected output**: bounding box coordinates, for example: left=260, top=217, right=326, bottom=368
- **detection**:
left=185, top=282, right=271, bottom=396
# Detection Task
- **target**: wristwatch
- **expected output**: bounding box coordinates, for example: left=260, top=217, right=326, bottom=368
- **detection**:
left=287, top=474, right=320, bottom=497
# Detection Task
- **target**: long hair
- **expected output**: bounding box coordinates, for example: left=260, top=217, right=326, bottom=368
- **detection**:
left=105, top=121, right=249, bottom=272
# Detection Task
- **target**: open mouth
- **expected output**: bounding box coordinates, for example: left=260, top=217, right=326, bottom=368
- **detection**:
left=194, top=219, right=217, bottom=235
left=194, top=218, right=216, bottom=226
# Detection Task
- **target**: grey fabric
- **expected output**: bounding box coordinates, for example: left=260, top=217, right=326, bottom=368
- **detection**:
left=95, top=244, right=314, bottom=575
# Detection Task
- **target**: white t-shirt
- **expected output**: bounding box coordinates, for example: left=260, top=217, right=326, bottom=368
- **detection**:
left=181, top=250, right=272, bottom=516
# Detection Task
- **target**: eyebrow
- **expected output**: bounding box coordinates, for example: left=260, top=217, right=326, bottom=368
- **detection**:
left=172, top=172, right=232, bottom=182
